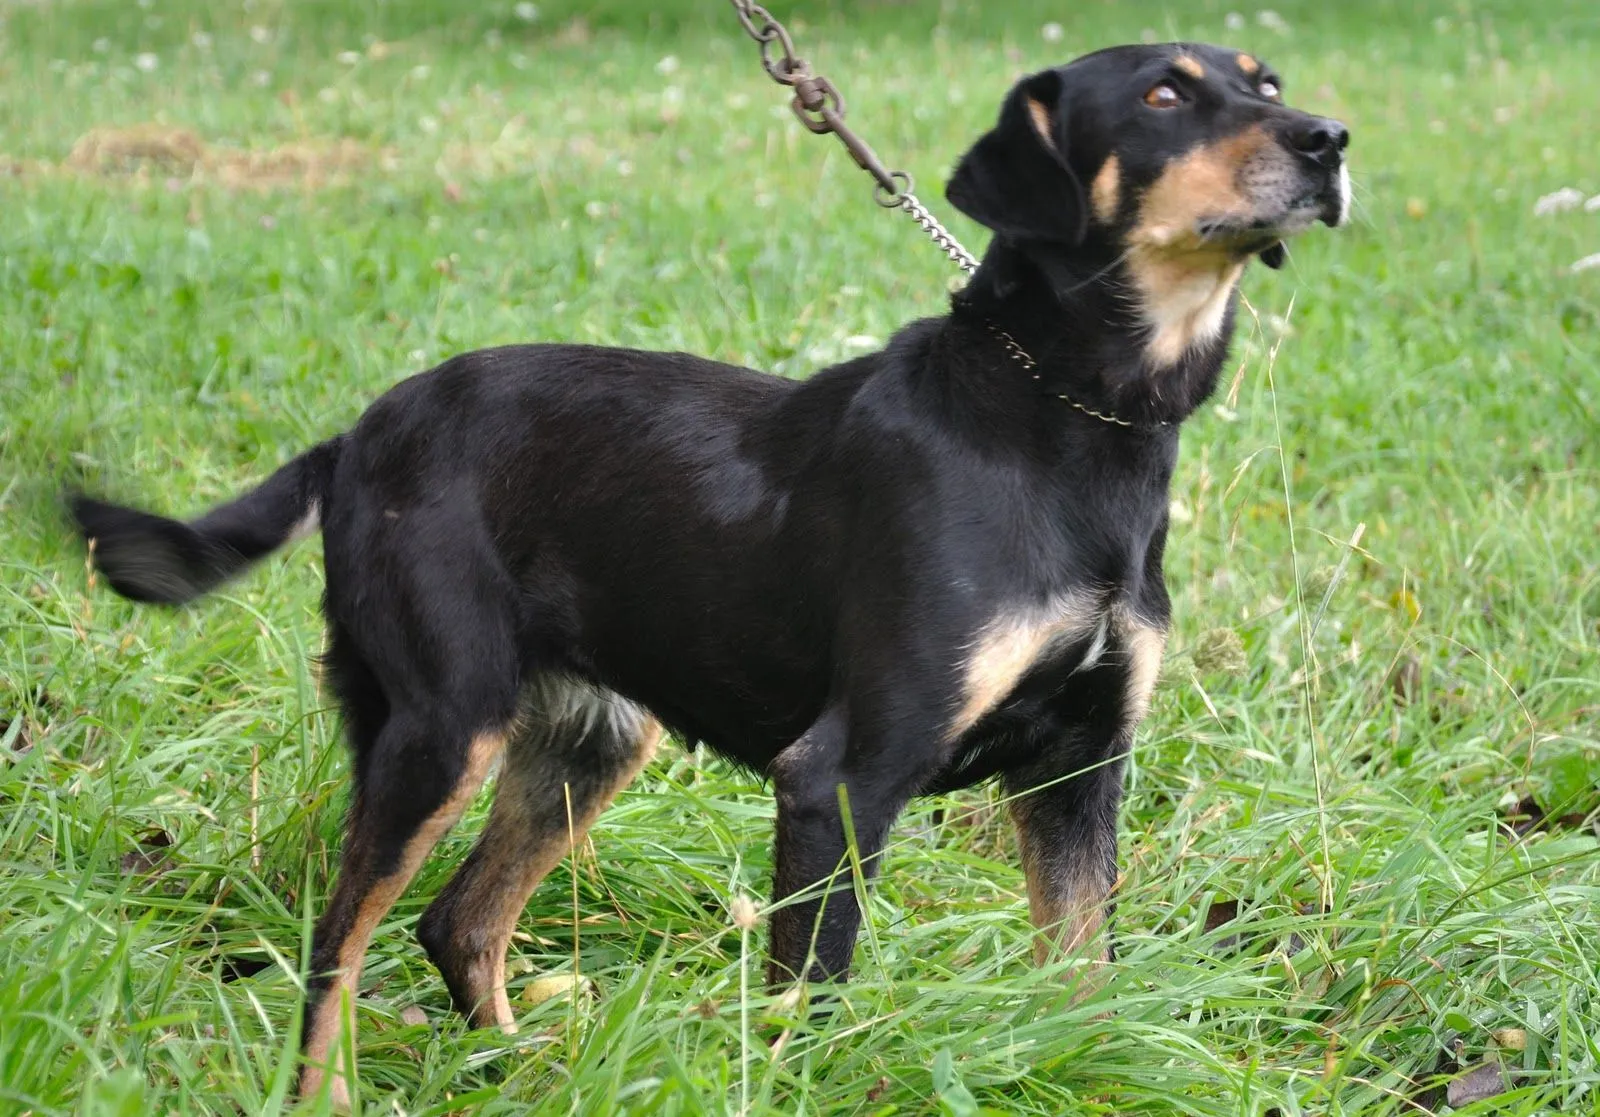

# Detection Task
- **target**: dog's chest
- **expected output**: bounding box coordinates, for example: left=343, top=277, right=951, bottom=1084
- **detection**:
left=948, top=593, right=1166, bottom=740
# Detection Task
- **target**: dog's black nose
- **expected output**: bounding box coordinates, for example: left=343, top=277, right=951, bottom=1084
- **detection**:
left=1287, top=117, right=1350, bottom=168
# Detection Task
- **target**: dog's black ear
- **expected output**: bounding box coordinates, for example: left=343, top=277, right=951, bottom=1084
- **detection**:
left=946, top=69, right=1086, bottom=246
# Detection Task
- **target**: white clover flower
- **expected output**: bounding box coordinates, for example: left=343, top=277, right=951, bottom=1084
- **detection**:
left=337, top=50, right=361, bottom=65
left=1041, top=22, right=1064, bottom=44
left=250, top=25, right=272, bottom=44
left=1571, top=253, right=1600, bottom=274
left=730, top=895, right=759, bottom=931
left=1585, top=195, right=1600, bottom=212
left=655, top=54, right=680, bottom=76
left=1257, top=10, right=1291, bottom=33
left=584, top=200, right=607, bottom=218
left=1225, top=12, right=1246, bottom=30
left=514, top=2, right=539, bottom=22
left=134, top=52, right=159, bottom=72
left=1534, top=187, right=1584, bottom=216
left=191, top=31, right=212, bottom=50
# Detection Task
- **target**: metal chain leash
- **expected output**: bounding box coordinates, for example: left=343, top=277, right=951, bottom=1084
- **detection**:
left=726, top=0, right=979, bottom=277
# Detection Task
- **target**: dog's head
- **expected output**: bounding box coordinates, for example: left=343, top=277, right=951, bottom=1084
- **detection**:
left=949, top=44, right=1350, bottom=363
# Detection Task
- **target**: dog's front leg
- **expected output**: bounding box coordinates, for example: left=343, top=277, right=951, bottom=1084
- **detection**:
left=1002, top=735, right=1128, bottom=970
left=765, top=704, right=929, bottom=987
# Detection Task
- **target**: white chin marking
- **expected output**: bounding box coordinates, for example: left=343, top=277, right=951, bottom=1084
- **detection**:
left=1336, top=163, right=1351, bottom=226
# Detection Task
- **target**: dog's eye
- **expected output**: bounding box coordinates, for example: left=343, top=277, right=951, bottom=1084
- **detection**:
left=1259, top=80, right=1282, bottom=99
left=1144, top=83, right=1183, bottom=109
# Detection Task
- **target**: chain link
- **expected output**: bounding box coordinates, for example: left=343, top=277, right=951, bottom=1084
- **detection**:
left=894, top=192, right=979, bottom=275
left=725, top=0, right=978, bottom=278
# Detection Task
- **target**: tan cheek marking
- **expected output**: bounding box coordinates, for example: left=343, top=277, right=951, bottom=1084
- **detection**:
left=1237, top=53, right=1260, bottom=75
left=1124, top=127, right=1267, bottom=365
left=301, top=730, right=507, bottom=1108
left=951, top=595, right=1100, bottom=739
left=1091, top=155, right=1121, bottom=224
left=1133, top=126, right=1267, bottom=244
left=1114, top=609, right=1167, bottom=727
left=1174, top=54, right=1205, bottom=79
left=1026, top=97, right=1056, bottom=150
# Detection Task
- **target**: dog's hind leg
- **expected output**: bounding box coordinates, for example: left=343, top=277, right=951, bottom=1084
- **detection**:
left=298, top=711, right=510, bottom=1108
left=299, top=588, right=522, bottom=1106
left=417, top=677, right=663, bottom=1030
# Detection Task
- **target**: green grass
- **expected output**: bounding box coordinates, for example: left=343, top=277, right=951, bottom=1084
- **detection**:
left=2, top=0, right=1598, bottom=1113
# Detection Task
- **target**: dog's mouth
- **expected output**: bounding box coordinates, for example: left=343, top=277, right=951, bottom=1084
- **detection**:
left=1197, top=183, right=1347, bottom=270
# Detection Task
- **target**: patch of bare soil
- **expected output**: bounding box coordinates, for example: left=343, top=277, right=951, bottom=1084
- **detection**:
left=13, top=124, right=390, bottom=191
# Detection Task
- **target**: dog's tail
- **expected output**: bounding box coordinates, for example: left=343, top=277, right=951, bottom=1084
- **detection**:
left=70, top=437, right=344, bottom=605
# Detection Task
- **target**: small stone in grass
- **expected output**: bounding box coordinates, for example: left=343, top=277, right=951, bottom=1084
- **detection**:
left=521, top=973, right=591, bottom=1006
left=1447, top=1061, right=1508, bottom=1107
left=120, top=828, right=173, bottom=875
left=1491, top=1027, right=1527, bottom=1051
left=399, top=1004, right=428, bottom=1028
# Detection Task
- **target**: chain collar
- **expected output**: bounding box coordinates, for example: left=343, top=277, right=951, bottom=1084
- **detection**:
left=984, top=321, right=1170, bottom=430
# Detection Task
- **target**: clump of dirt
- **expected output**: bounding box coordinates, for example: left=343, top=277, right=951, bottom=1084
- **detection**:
left=68, top=124, right=207, bottom=174
left=41, top=124, right=385, bottom=191
left=210, top=138, right=375, bottom=190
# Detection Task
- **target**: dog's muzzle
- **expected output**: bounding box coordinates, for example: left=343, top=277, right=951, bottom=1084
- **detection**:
left=1286, top=115, right=1351, bottom=228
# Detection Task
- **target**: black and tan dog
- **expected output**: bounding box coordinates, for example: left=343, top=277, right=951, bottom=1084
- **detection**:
left=71, top=43, right=1349, bottom=1104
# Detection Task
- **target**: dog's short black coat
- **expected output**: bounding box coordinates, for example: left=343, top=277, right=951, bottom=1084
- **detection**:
left=70, top=43, right=1348, bottom=1104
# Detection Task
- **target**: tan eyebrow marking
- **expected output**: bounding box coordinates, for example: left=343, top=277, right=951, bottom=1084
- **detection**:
left=1174, top=54, right=1205, bottom=79
left=1237, top=53, right=1260, bottom=75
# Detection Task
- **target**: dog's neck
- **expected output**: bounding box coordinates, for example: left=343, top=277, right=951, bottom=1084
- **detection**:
left=950, top=238, right=1238, bottom=429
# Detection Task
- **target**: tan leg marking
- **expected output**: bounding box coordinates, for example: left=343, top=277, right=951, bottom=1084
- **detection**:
left=1091, top=155, right=1121, bottom=225
left=447, top=715, right=663, bottom=1031
left=1237, top=53, right=1260, bottom=75
left=1173, top=54, right=1205, bottom=80
left=300, top=729, right=507, bottom=1108
left=1114, top=608, right=1167, bottom=728
left=1010, top=797, right=1112, bottom=969
left=950, top=592, right=1101, bottom=739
